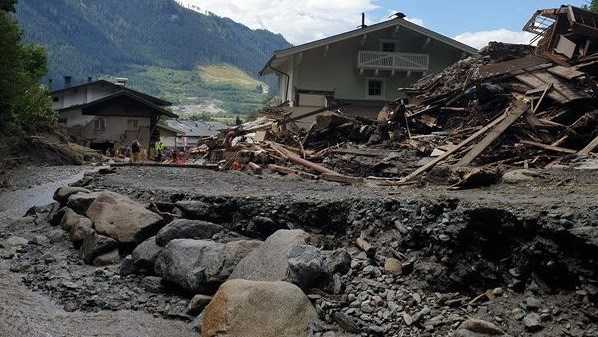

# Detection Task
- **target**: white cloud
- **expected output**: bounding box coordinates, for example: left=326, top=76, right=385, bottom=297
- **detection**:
left=405, top=17, right=425, bottom=27
left=179, top=0, right=379, bottom=45
left=455, top=29, right=534, bottom=49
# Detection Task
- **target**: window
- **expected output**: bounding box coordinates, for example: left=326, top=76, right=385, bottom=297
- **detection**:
left=367, top=79, right=384, bottom=98
left=127, top=119, right=139, bottom=129
left=381, top=42, right=396, bottom=52
left=94, top=118, right=106, bottom=131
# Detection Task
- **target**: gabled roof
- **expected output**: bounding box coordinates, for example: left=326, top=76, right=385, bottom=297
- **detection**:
left=51, top=79, right=172, bottom=107
left=58, top=90, right=178, bottom=118
left=260, top=18, right=478, bottom=75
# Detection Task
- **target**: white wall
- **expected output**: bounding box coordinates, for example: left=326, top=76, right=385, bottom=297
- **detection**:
left=276, top=26, right=465, bottom=103
left=52, top=82, right=119, bottom=110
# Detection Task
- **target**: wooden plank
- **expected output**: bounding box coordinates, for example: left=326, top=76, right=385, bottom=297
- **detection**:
left=320, top=173, right=364, bottom=185
left=532, top=71, right=588, bottom=102
left=515, top=73, right=568, bottom=103
left=579, top=135, right=598, bottom=155
left=269, top=142, right=339, bottom=176
left=521, top=140, right=577, bottom=154
left=456, top=101, right=529, bottom=167
left=398, top=113, right=508, bottom=184
left=547, top=65, right=585, bottom=80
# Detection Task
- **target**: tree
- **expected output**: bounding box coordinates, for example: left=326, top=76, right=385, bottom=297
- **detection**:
left=585, top=0, right=598, bottom=12
left=0, top=0, right=54, bottom=133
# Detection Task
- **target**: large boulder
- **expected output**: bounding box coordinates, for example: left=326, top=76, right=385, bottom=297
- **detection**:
left=131, top=236, right=162, bottom=274
left=155, top=239, right=262, bottom=293
left=60, top=208, right=85, bottom=232
left=287, top=245, right=325, bottom=288
left=230, top=229, right=311, bottom=284
left=86, top=191, right=163, bottom=243
left=202, top=279, right=318, bottom=337
left=67, top=192, right=100, bottom=214
left=80, top=232, right=118, bottom=264
left=54, top=186, right=91, bottom=204
left=69, top=217, right=94, bottom=244
left=155, top=219, right=223, bottom=246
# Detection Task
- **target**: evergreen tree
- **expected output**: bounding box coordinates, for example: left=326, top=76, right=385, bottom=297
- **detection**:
left=0, top=0, right=53, bottom=133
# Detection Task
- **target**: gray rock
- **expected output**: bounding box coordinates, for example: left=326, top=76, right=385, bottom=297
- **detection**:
left=523, top=313, right=542, bottom=332
left=454, top=319, right=507, bottom=336
left=287, top=245, right=325, bottom=288
left=230, top=229, right=310, bottom=283
left=70, top=217, right=94, bottom=244
left=54, top=186, right=91, bottom=204
left=142, top=276, right=164, bottom=293
left=187, top=294, right=212, bottom=315
left=86, top=191, right=163, bottom=243
left=502, top=169, right=539, bottom=184
left=155, top=219, right=223, bottom=246
left=324, top=248, right=351, bottom=275
left=60, top=208, right=84, bottom=232
left=92, top=249, right=120, bottom=266
left=120, top=255, right=136, bottom=276
left=202, top=279, right=318, bottom=337
left=175, top=200, right=214, bottom=220
left=5, top=236, right=28, bottom=247
left=525, top=296, right=541, bottom=310
left=131, top=236, right=162, bottom=273
left=333, top=311, right=360, bottom=333
left=80, top=233, right=118, bottom=264
left=155, top=239, right=261, bottom=293
left=67, top=192, right=100, bottom=214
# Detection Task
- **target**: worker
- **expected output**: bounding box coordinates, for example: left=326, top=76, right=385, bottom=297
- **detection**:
left=131, top=139, right=141, bottom=163
left=155, top=141, right=165, bottom=162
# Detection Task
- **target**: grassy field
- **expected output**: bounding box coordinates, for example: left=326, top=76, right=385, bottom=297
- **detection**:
left=104, top=64, right=271, bottom=118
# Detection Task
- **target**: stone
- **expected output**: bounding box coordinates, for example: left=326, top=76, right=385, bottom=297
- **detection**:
left=230, top=229, right=310, bottom=283
left=287, top=245, right=325, bottom=289
left=502, top=169, right=539, bottom=184
left=142, top=276, right=164, bottom=293
left=384, top=258, right=402, bottom=274
left=324, top=248, right=351, bottom=275
left=67, top=192, right=100, bottom=214
left=54, top=186, right=91, bottom=204
left=80, top=233, right=118, bottom=264
left=86, top=191, right=163, bottom=243
left=155, top=219, right=223, bottom=246
left=202, top=279, right=318, bottom=337
left=155, top=239, right=262, bottom=293
left=333, top=312, right=360, bottom=333
left=70, top=217, right=94, bottom=244
left=60, top=208, right=83, bottom=232
left=188, top=294, right=213, bottom=315
left=525, top=296, right=541, bottom=310
left=175, top=200, right=215, bottom=220
left=50, top=206, right=68, bottom=226
left=131, top=236, right=162, bottom=273
left=5, top=236, right=28, bottom=247
left=120, top=255, right=136, bottom=276
left=92, top=249, right=120, bottom=266
left=523, top=313, right=542, bottom=332
left=457, top=319, right=506, bottom=335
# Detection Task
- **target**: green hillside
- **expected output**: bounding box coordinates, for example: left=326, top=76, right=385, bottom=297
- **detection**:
left=15, top=0, right=290, bottom=115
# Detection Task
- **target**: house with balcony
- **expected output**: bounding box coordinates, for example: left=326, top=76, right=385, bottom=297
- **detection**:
left=260, top=16, right=478, bottom=125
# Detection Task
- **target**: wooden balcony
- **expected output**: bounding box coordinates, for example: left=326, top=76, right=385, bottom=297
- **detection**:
left=358, top=51, right=429, bottom=73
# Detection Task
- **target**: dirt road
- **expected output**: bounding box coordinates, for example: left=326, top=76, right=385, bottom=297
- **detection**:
left=0, top=166, right=193, bottom=337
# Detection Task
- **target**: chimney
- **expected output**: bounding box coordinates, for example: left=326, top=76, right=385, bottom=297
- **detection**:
left=88, top=76, right=93, bottom=82
left=361, top=13, right=366, bottom=29
left=64, top=76, right=72, bottom=88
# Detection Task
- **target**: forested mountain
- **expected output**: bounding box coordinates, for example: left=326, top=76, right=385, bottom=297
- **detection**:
left=15, top=0, right=291, bottom=115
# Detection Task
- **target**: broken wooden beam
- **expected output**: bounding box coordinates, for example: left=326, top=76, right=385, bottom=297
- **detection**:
left=320, top=173, right=364, bottom=185
left=268, top=164, right=319, bottom=180
left=521, top=140, right=577, bottom=154
left=269, top=142, right=340, bottom=176
left=578, top=135, right=598, bottom=155
left=397, top=113, right=508, bottom=184
left=456, top=100, right=529, bottom=167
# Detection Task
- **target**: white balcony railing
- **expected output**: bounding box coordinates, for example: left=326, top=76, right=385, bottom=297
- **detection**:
left=358, top=51, right=429, bottom=72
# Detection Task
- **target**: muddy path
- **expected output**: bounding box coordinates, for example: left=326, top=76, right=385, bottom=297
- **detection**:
left=0, top=166, right=193, bottom=337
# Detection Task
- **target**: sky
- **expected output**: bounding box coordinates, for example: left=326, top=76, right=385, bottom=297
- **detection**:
left=180, top=0, right=588, bottom=49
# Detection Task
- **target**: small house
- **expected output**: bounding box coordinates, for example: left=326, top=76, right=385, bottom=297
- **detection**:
left=51, top=79, right=177, bottom=153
